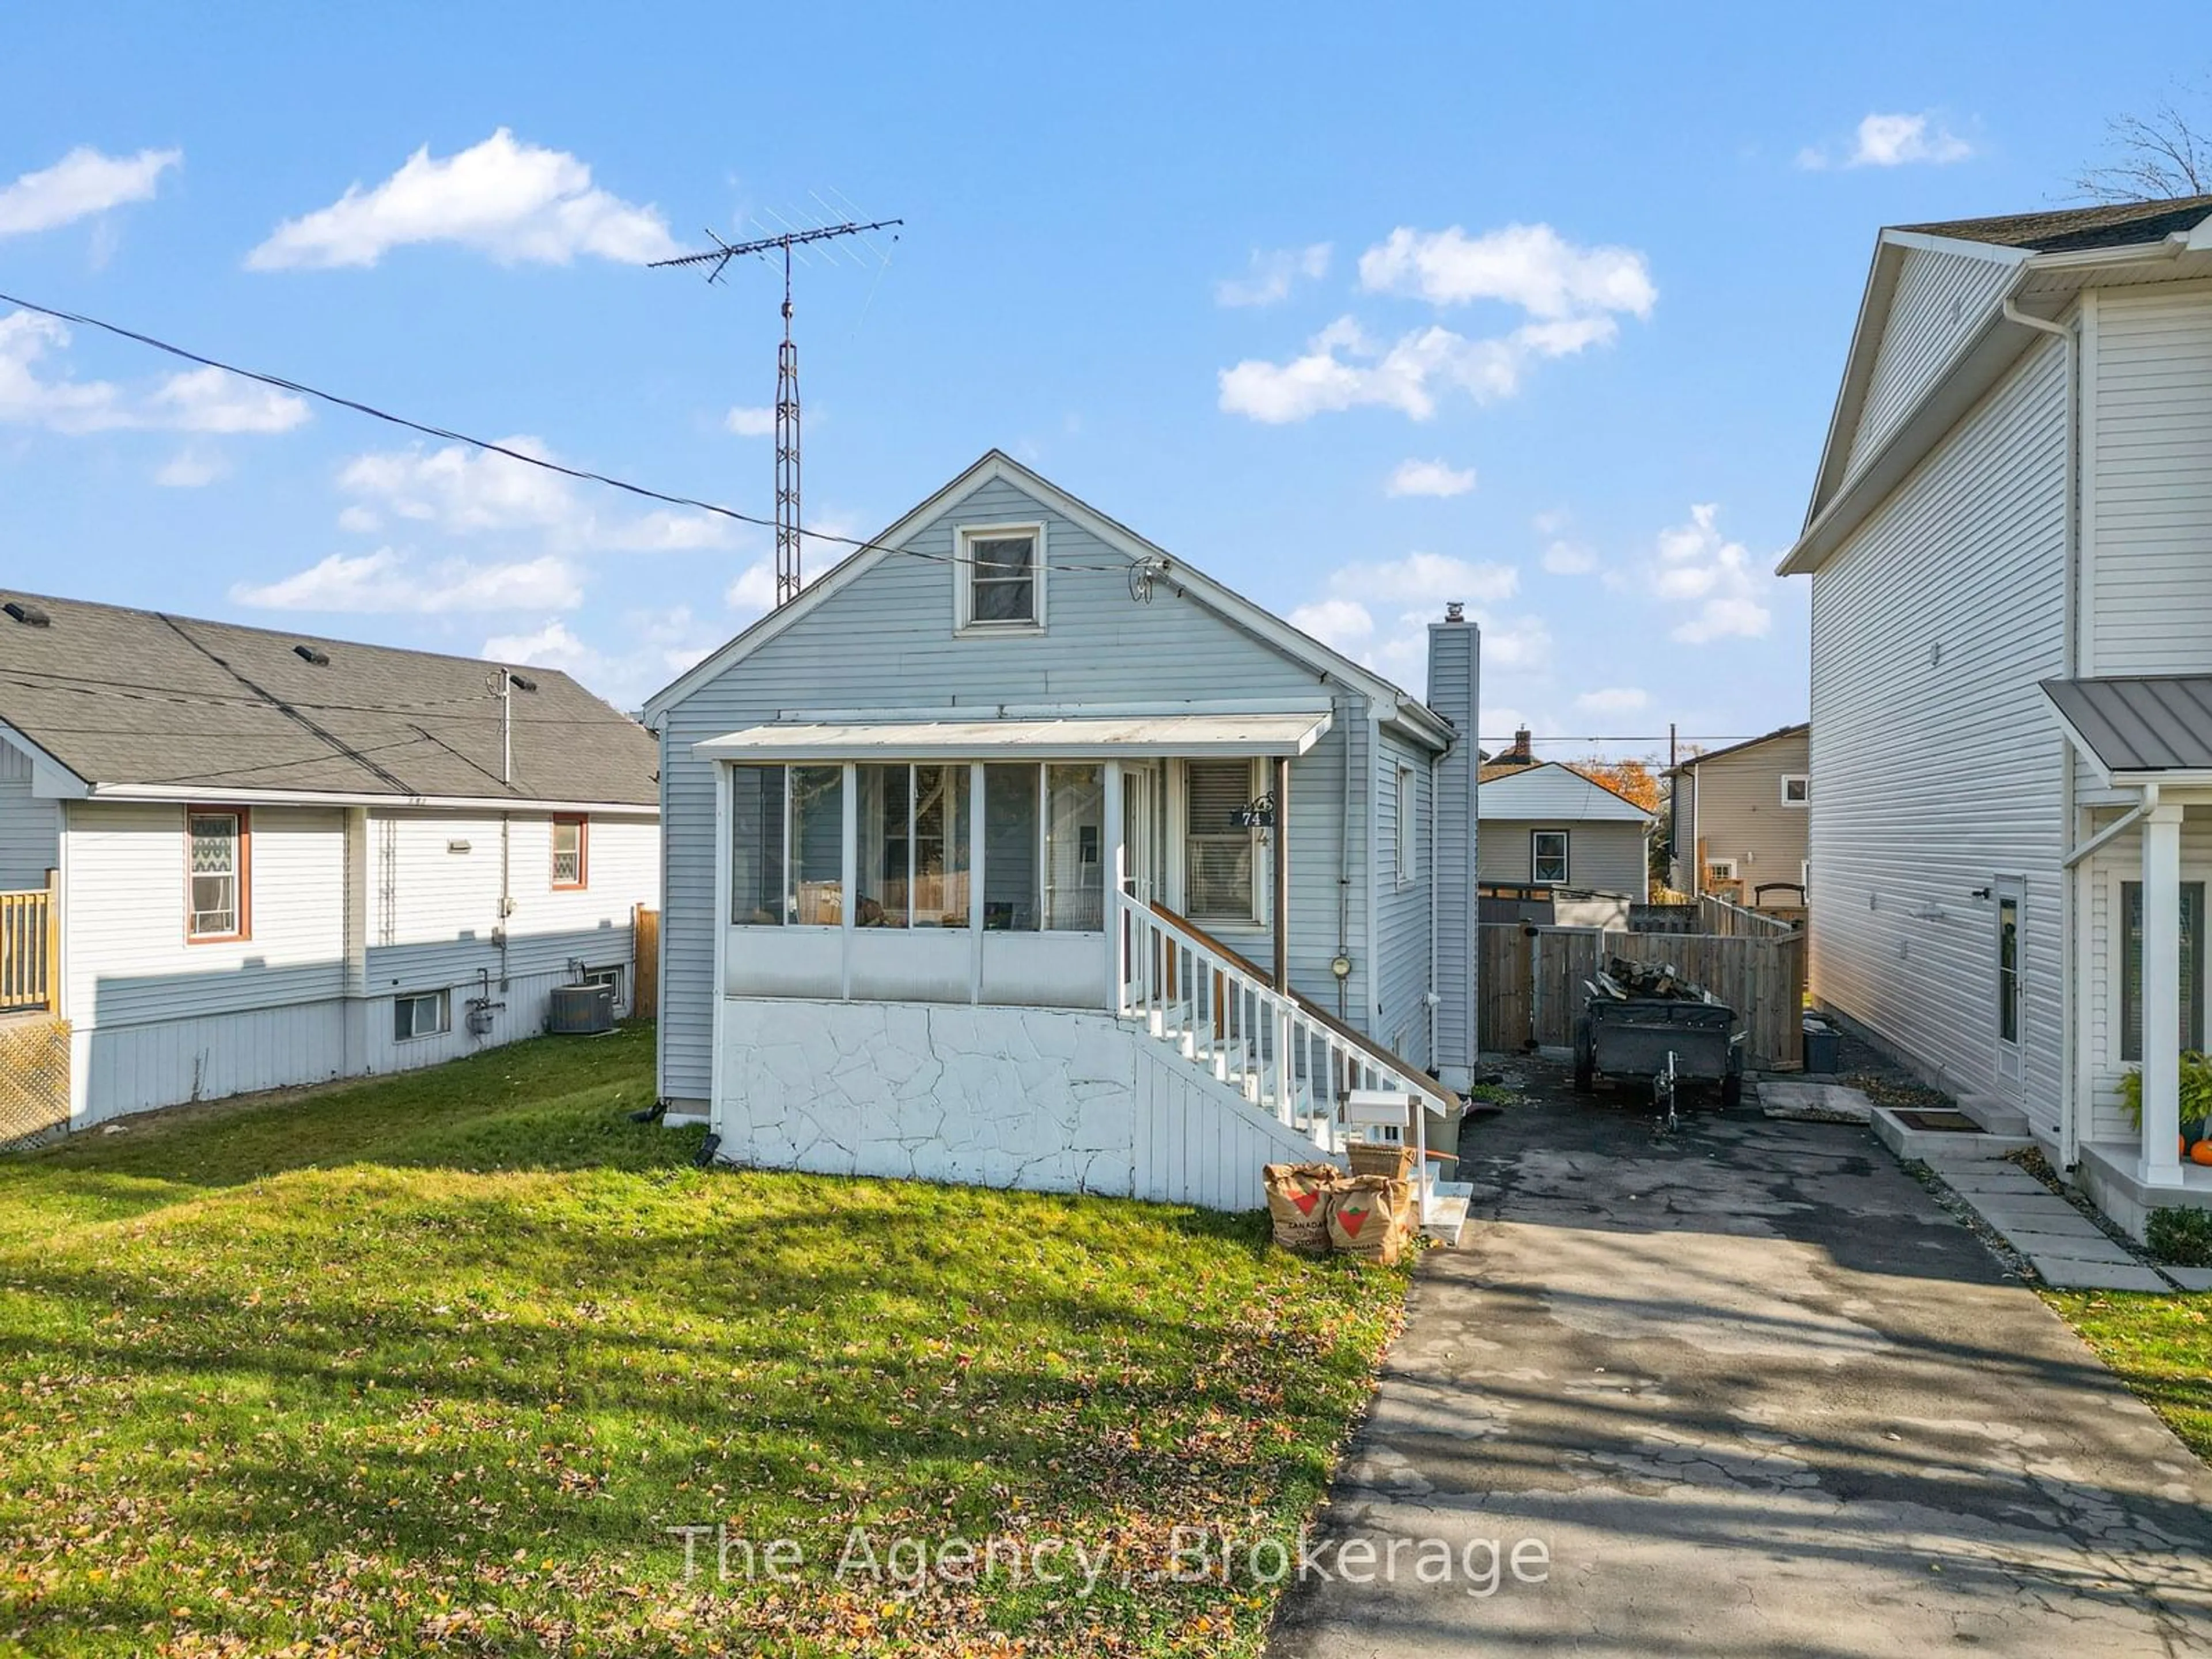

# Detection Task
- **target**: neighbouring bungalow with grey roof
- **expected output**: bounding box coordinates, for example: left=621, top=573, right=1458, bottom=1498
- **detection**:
left=642, top=450, right=1480, bottom=1225
left=1781, top=192, right=2212, bottom=1238
left=0, top=592, right=658, bottom=1135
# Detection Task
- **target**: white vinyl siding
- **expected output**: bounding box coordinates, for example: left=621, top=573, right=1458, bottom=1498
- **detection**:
left=1808, top=334, right=2069, bottom=1136
left=2086, top=283, right=2212, bottom=675
left=1845, top=245, right=2020, bottom=478
left=652, top=474, right=1384, bottom=1101
left=1372, top=727, right=1432, bottom=1067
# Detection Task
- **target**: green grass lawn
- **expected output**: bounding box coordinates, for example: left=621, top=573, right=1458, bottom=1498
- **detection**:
left=0, top=1025, right=1408, bottom=1656
left=2043, top=1290, right=2212, bottom=1463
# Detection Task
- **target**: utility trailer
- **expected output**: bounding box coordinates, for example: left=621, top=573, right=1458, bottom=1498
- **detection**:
left=1572, top=993, right=1744, bottom=1122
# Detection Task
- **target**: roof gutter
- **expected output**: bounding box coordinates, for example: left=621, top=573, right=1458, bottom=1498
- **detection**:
left=84, top=782, right=659, bottom=815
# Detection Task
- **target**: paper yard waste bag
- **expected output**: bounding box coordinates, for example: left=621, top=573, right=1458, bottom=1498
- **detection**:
left=1262, top=1162, right=1342, bottom=1255
left=1327, top=1173, right=1414, bottom=1265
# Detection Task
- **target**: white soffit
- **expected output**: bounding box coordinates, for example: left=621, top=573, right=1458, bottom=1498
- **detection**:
left=694, top=709, right=1334, bottom=762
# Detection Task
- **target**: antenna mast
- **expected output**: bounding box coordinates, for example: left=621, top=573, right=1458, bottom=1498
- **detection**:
left=652, top=215, right=902, bottom=607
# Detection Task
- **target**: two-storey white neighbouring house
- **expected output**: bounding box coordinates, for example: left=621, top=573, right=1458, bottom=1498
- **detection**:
left=1781, top=195, right=2212, bottom=1236
left=0, top=592, right=659, bottom=1134
left=644, top=451, right=1480, bottom=1217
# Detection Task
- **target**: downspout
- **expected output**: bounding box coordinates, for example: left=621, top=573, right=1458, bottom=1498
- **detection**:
left=1338, top=683, right=1354, bottom=1020
left=2006, top=295, right=2081, bottom=1167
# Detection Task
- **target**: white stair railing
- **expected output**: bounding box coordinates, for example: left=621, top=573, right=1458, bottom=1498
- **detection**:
left=1113, top=887, right=1451, bottom=1152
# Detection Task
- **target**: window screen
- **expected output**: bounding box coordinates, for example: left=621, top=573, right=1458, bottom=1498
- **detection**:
left=967, top=535, right=1036, bottom=624
left=1185, top=759, right=1256, bottom=922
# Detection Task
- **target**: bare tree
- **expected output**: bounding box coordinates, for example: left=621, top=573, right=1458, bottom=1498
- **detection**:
left=2076, top=87, right=2212, bottom=202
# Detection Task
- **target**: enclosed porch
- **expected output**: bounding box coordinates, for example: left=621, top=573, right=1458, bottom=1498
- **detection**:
left=2048, top=676, right=2212, bottom=1233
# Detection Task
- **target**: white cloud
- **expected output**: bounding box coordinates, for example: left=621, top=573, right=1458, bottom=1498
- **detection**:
left=247, top=128, right=681, bottom=270
left=1648, top=502, right=1774, bottom=643
left=725, top=405, right=775, bottom=437
left=231, top=548, right=583, bottom=613
left=724, top=512, right=865, bottom=620
left=0, top=312, right=129, bottom=432
left=0, top=146, right=180, bottom=237
left=1357, top=224, right=1657, bottom=320
left=1221, top=314, right=1586, bottom=423
left=1221, top=222, right=1653, bottom=426
left=145, top=365, right=309, bottom=433
left=1293, top=551, right=1539, bottom=687
left=336, top=435, right=733, bottom=552
left=1540, top=539, right=1598, bottom=576
left=1799, top=112, right=1974, bottom=171
left=1214, top=243, right=1331, bottom=307
left=153, top=449, right=228, bottom=488
left=481, top=619, right=600, bottom=675
left=0, top=311, right=310, bottom=438
left=1385, top=457, right=1476, bottom=498
left=1574, top=686, right=1649, bottom=716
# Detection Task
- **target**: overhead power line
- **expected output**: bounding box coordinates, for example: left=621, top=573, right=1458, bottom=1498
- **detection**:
left=0, top=289, right=1137, bottom=577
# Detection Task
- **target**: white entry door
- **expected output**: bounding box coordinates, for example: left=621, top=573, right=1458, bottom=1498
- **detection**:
left=1994, top=876, right=2024, bottom=1093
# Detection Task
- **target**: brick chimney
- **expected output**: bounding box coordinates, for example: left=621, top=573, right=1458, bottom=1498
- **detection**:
left=1496, top=726, right=1535, bottom=768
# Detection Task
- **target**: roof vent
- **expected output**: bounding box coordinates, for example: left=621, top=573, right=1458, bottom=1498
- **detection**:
left=293, top=644, right=330, bottom=666
left=508, top=672, right=539, bottom=693
left=3, top=601, right=51, bottom=628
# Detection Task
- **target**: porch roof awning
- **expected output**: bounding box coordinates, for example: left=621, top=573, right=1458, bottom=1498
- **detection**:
left=692, top=708, right=1334, bottom=763
left=2042, top=676, right=2212, bottom=781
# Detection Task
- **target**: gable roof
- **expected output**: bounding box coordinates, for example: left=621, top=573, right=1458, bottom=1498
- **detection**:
left=642, top=450, right=1453, bottom=749
left=1895, top=196, right=2212, bottom=253
left=1476, top=761, right=1654, bottom=824
left=0, top=591, right=657, bottom=807
left=1785, top=195, right=2212, bottom=577
left=1669, top=721, right=1809, bottom=776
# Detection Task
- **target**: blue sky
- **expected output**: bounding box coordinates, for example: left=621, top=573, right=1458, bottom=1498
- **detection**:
left=0, top=4, right=2198, bottom=755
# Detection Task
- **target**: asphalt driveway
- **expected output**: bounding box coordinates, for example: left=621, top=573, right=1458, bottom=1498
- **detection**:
left=1269, top=1065, right=2212, bottom=1658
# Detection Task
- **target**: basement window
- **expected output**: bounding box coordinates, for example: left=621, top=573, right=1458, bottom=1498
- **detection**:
left=956, top=523, right=1044, bottom=631
left=395, top=990, right=449, bottom=1041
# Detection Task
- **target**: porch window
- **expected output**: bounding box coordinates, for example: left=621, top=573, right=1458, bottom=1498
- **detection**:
left=729, top=764, right=787, bottom=925
left=983, top=764, right=1039, bottom=930
left=958, top=524, right=1043, bottom=630
left=187, top=808, right=249, bottom=942
left=2121, top=881, right=2206, bottom=1061
left=728, top=763, right=843, bottom=925
left=858, top=763, right=971, bottom=928
left=1044, top=764, right=1104, bottom=930
left=788, top=766, right=845, bottom=925
left=1184, top=757, right=1258, bottom=923
left=1531, top=829, right=1569, bottom=887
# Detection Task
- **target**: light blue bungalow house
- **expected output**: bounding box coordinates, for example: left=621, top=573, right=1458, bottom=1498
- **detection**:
left=643, top=452, right=1478, bottom=1217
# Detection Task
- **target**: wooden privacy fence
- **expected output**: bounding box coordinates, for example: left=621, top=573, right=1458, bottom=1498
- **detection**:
left=1698, top=893, right=1801, bottom=938
left=1480, top=920, right=1808, bottom=1070
left=0, top=876, right=56, bottom=1013
left=631, top=904, right=659, bottom=1021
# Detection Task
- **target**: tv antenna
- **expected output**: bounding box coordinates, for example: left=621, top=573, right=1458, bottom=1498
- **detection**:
left=652, top=211, right=903, bottom=607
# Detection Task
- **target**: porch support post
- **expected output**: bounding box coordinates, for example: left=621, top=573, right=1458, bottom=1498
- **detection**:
left=2142, top=798, right=2186, bottom=1187
left=1272, top=754, right=1291, bottom=993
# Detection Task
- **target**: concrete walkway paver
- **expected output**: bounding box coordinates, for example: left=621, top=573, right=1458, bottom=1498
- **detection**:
left=1924, top=1154, right=2181, bottom=1291
left=1269, top=1069, right=2212, bottom=1658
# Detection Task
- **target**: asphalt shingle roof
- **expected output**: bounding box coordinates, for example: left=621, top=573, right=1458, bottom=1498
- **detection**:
left=0, top=592, right=657, bottom=805
left=1896, top=195, right=2212, bottom=254
left=2042, top=676, right=2212, bottom=775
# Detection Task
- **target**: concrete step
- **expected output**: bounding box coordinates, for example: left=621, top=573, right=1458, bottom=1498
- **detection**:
left=1421, top=1181, right=1474, bottom=1247
left=1871, top=1105, right=2037, bottom=1164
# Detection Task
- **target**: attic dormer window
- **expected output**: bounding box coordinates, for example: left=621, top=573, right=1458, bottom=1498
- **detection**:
left=956, top=522, right=1044, bottom=632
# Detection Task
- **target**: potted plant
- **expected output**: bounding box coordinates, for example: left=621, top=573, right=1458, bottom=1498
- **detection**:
left=2118, top=1050, right=2212, bottom=1161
